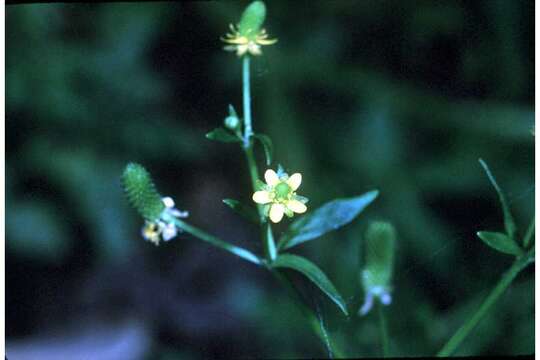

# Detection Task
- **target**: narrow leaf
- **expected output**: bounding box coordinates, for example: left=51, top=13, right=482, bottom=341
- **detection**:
left=254, top=134, right=273, bottom=165
left=228, top=104, right=238, bottom=118
left=279, top=190, right=379, bottom=250
left=206, top=128, right=242, bottom=143
left=223, top=199, right=259, bottom=224
left=479, top=159, right=516, bottom=240
left=272, top=254, right=349, bottom=316
left=477, top=231, right=523, bottom=256
left=523, top=216, right=535, bottom=249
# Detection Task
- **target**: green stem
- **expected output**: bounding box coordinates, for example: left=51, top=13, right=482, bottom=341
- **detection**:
left=242, top=55, right=253, bottom=147
left=169, top=217, right=262, bottom=266
left=437, top=248, right=534, bottom=356
left=240, top=54, right=273, bottom=263
left=378, top=304, right=389, bottom=357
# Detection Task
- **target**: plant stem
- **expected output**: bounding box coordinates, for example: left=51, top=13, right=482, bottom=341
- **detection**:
left=242, top=55, right=253, bottom=148
left=240, top=54, right=274, bottom=263
left=436, top=248, right=534, bottom=356
left=378, top=304, right=389, bottom=357
left=170, top=217, right=262, bottom=265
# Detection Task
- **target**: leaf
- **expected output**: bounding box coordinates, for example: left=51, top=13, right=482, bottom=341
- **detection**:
left=222, top=198, right=259, bottom=224
left=228, top=104, right=238, bottom=118
left=272, top=254, right=348, bottom=316
left=479, top=159, right=516, bottom=240
left=206, top=128, right=241, bottom=143
left=254, top=134, right=273, bottom=165
left=477, top=231, right=523, bottom=256
left=279, top=190, right=379, bottom=250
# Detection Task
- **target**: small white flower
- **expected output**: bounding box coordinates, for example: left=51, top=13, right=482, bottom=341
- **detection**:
left=358, top=287, right=393, bottom=316
left=161, top=222, right=178, bottom=242
left=141, top=196, right=188, bottom=246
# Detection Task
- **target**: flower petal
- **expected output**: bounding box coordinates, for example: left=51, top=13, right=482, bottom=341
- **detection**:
left=256, top=38, right=278, bottom=45
left=287, top=173, right=302, bottom=191
left=252, top=190, right=272, bottom=204
left=286, top=199, right=307, bottom=214
left=264, top=169, right=280, bottom=186
left=162, top=196, right=175, bottom=208
left=269, top=203, right=285, bottom=223
left=162, top=223, right=177, bottom=241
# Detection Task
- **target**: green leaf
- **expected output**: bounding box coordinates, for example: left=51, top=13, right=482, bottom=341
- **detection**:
left=279, top=190, right=379, bottom=250
left=272, top=254, right=348, bottom=316
left=523, top=216, right=535, bottom=249
left=479, top=159, right=517, bottom=241
left=477, top=231, right=523, bottom=256
left=222, top=198, right=259, bottom=224
left=254, top=133, right=273, bottom=165
left=206, top=128, right=241, bottom=143
left=228, top=104, right=238, bottom=118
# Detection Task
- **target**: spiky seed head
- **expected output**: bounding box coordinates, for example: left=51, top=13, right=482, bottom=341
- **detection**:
left=122, top=163, right=165, bottom=221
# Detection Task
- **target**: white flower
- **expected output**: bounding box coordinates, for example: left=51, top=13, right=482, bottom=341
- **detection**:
left=141, top=196, right=188, bottom=246
left=358, top=286, right=393, bottom=316
left=221, top=24, right=277, bottom=57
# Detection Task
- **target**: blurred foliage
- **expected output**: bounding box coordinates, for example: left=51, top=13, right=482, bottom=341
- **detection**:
left=6, top=1, right=533, bottom=358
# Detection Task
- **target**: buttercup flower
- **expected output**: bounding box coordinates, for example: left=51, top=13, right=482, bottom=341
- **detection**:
left=252, top=169, right=308, bottom=223
left=141, top=196, right=189, bottom=246
left=222, top=24, right=277, bottom=57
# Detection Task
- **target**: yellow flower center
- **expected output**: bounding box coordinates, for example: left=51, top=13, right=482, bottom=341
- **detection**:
left=274, top=182, right=291, bottom=200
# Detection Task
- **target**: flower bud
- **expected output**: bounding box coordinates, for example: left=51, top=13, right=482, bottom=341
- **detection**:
left=224, top=116, right=239, bottom=130
left=358, top=221, right=396, bottom=315
left=122, top=163, right=165, bottom=221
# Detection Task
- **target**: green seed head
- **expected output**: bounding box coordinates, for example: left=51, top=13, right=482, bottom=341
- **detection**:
left=362, top=221, right=396, bottom=291
left=122, top=163, right=165, bottom=221
left=274, top=182, right=290, bottom=200
left=238, top=1, right=267, bottom=38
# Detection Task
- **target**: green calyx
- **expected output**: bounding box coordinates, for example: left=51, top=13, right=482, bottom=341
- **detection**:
left=238, top=1, right=267, bottom=38
left=122, top=162, right=165, bottom=221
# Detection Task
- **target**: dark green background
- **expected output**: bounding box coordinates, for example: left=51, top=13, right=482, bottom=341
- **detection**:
left=6, top=1, right=534, bottom=358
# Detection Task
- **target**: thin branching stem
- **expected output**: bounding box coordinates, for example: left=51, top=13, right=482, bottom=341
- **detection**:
left=169, top=217, right=262, bottom=265
left=240, top=54, right=341, bottom=358
left=437, top=246, right=534, bottom=356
